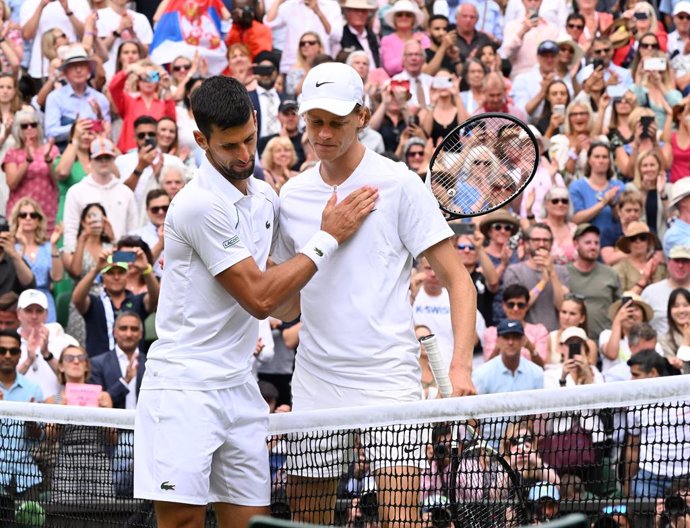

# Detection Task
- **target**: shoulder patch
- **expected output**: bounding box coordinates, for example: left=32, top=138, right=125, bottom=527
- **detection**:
left=223, top=235, right=240, bottom=249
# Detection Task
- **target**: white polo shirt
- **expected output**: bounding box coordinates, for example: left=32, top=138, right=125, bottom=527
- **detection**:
left=141, top=157, right=278, bottom=391
left=273, top=148, right=452, bottom=391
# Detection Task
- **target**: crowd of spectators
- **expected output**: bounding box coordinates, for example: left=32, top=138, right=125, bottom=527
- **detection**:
left=0, top=0, right=686, bottom=525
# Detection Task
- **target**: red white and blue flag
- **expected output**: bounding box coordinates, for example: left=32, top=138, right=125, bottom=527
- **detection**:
left=150, top=0, right=228, bottom=75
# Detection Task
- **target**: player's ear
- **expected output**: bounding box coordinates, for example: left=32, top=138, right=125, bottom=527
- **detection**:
left=193, top=130, right=209, bottom=151
left=357, top=105, right=371, bottom=131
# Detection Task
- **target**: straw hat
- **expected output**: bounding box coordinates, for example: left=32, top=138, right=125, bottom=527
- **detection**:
left=670, top=178, right=690, bottom=210
left=383, top=0, right=424, bottom=28
left=606, top=18, right=633, bottom=49
left=479, top=209, right=519, bottom=238
left=342, top=0, right=376, bottom=9
left=608, top=291, right=654, bottom=322
left=615, top=221, right=661, bottom=253
left=58, top=44, right=96, bottom=73
left=555, top=35, right=583, bottom=66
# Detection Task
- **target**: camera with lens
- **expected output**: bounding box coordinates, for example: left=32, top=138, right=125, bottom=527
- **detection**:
left=429, top=505, right=453, bottom=528
left=434, top=442, right=449, bottom=460
left=359, top=490, right=378, bottom=521
left=660, top=494, right=690, bottom=527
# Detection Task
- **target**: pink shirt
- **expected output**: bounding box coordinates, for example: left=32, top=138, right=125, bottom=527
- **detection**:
left=482, top=322, right=549, bottom=363
left=670, top=132, right=690, bottom=183
left=499, top=19, right=559, bottom=79
left=379, top=32, right=430, bottom=77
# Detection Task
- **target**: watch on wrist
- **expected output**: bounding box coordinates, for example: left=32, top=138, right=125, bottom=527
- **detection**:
left=559, top=378, right=567, bottom=387
left=112, top=30, right=121, bottom=38
left=65, top=10, right=74, bottom=16
left=43, top=352, right=54, bottom=362
left=132, top=168, right=143, bottom=177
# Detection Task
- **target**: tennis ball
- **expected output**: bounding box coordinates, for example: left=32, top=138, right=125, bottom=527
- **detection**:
left=14, top=500, right=46, bottom=527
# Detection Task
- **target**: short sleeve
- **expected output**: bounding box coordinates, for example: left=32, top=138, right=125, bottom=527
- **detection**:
left=569, top=180, right=586, bottom=213
left=3, top=148, right=22, bottom=168
left=172, top=195, right=251, bottom=276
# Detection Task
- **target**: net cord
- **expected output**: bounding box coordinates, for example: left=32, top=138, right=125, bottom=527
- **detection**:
left=0, top=376, right=687, bottom=434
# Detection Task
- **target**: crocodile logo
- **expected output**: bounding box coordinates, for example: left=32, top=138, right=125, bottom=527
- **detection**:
left=160, top=481, right=175, bottom=491
left=314, top=247, right=323, bottom=257
left=265, top=221, right=271, bottom=229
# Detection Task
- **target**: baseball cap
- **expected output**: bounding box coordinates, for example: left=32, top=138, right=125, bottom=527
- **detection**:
left=528, top=482, right=560, bottom=502
left=17, top=289, right=48, bottom=310
left=559, top=326, right=588, bottom=344
left=537, top=40, right=559, bottom=55
left=101, top=256, right=129, bottom=274
left=574, top=223, right=600, bottom=239
left=299, top=62, right=364, bottom=117
left=90, top=137, right=116, bottom=158
left=670, top=245, right=690, bottom=259
left=674, top=1, right=690, bottom=15
left=496, top=319, right=524, bottom=337
left=278, top=99, right=299, bottom=113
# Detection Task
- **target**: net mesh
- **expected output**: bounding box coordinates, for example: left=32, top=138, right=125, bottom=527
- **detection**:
left=0, top=376, right=688, bottom=527
left=428, top=114, right=538, bottom=217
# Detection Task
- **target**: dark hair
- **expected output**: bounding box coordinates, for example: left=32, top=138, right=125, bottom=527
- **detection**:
left=145, top=189, right=169, bottom=208
left=0, top=292, right=18, bottom=312
left=536, top=80, right=571, bottom=134
left=431, top=422, right=452, bottom=444
left=115, top=40, right=145, bottom=73
left=183, top=76, right=204, bottom=111
left=157, top=115, right=179, bottom=153
left=667, top=288, right=690, bottom=350
left=627, top=349, right=668, bottom=376
left=459, top=58, right=489, bottom=91
left=561, top=294, right=590, bottom=336
left=628, top=322, right=657, bottom=346
left=254, top=50, right=280, bottom=69
left=585, top=141, right=613, bottom=180
left=312, top=54, right=334, bottom=67
left=191, top=76, right=254, bottom=139
left=503, top=284, right=529, bottom=303
left=117, top=235, right=153, bottom=265
left=133, top=115, right=158, bottom=130
left=0, top=327, right=21, bottom=345
left=567, top=12, right=585, bottom=23
left=77, top=203, right=111, bottom=243
left=525, top=222, right=553, bottom=240
left=428, top=14, right=449, bottom=25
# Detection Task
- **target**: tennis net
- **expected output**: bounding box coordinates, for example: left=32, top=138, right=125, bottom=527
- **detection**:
left=0, top=375, right=687, bottom=527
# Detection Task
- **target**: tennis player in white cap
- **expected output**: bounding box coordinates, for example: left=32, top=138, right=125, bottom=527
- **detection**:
left=273, top=62, right=477, bottom=525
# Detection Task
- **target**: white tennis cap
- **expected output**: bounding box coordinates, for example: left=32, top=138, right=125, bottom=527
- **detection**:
left=299, top=62, right=364, bottom=117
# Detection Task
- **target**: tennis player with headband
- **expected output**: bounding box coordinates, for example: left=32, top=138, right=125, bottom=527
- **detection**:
left=133, top=76, right=378, bottom=528
left=272, top=62, right=477, bottom=525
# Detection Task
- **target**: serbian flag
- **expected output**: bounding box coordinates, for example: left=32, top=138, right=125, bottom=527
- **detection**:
left=150, top=0, right=228, bottom=75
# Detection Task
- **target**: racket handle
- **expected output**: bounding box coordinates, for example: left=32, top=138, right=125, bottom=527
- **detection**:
left=419, top=334, right=453, bottom=398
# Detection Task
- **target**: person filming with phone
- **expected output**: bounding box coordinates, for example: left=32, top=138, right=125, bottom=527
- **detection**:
left=544, top=327, right=603, bottom=388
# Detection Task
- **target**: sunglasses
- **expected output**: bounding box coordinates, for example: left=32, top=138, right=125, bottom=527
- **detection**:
left=20, top=122, right=38, bottom=130
left=629, top=233, right=649, bottom=243
left=550, top=198, right=569, bottom=205
left=570, top=111, right=589, bottom=117
left=567, top=23, right=584, bottom=30
left=639, top=42, right=659, bottom=49
left=395, top=12, right=414, bottom=17
left=677, top=14, right=690, bottom=20
left=136, top=132, right=157, bottom=140
left=473, top=159, right=492, bottom=167
left=559, top=47, right=574, bottom=53
left=407, top=151, right=424, bottom=158
left=456, top=243, right=476, bottom=251
left=299, top=40, right=318, bottom=47
left=172, top=64, right=191, bottom=72
left=592, top=48, right=611, bottom=55
left=491, top=223, right=513, bottom=232
left=63, top=353, right=87, bottom=363
left=18, top=212, right=41, bottom=220
left=0, top=346, right=21, bottom=356
left=149, top=205, right=169, bottom=214
left=509, top=435, right=534, bottom=446
left=505, top=301, right=527, bottom=310
left=564, top=293, right=585, bottom=301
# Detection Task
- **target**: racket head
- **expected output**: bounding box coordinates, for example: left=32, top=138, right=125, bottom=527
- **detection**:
left=427, top=113, right=539, bottom=219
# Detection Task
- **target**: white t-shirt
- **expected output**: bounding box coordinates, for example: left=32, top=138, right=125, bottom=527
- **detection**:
left=273, top=148, right=452, bottom=391
left=18, top=323, right=66, bottom=398
left=141, top=157, right=278, bottom=390
left=96, top=7, right=153, bottom=78
left=20, top=0, right=91, bottom=78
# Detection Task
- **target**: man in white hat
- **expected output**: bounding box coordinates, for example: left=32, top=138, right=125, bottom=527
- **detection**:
left=63, top=137, right=138, bottom=252
left=44, top=44, right=111, bottom=145
left=642, top=245, right=690, bottom=336
left=339, top=0, right=380, bottom=68
left=544, top=326, right=603, bottom=388
left=667, top=1, right=690, bottom=57
left=664, top=179, right=690, bottom=256
left=273, top=61, right=476, bottom=525
left=15, top=289, right=73, bottom=398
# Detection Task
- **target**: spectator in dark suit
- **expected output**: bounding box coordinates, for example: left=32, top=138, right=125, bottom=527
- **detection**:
left=88, top=311, right=146, bottom=410
left=340, top=0, right=380, bottom=68
left=257, top=100, right=307, bottom=170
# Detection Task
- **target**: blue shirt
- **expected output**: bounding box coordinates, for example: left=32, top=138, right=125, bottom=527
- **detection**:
left=44, top=84, right=111, bottom=143
left=663, top=218, right=690, bottom=256
left=569, top=178, right=625, bottom=235
left=0, top=374, right=44, bottom=492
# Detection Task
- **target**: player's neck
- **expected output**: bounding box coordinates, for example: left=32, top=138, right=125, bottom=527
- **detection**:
left=319, top=142, right=366, bottom=187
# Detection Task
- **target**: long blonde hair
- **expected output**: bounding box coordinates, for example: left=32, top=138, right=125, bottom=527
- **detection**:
left=10, top=197, right=48, bottom=244
left=295, top=31, right=323, bottom=71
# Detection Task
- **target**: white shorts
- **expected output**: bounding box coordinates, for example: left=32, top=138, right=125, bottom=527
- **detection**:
left=285, top=367, right=426, bottom=478
left=134, top=381, right=270, bottom=506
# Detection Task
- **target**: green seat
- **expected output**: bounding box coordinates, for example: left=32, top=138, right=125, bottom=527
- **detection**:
left=55, top=291, right=72, bottom=329
left=144, top=312, right=157, bottom=342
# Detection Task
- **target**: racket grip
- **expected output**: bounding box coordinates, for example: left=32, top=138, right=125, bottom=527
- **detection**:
left=419, top=334, right=453, bottom=397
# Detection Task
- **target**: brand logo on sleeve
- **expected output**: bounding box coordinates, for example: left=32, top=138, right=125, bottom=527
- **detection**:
left=314, top=247, right=323, bottom=257
left=265, top=221, right=271, bottom=229
left=160, top=481, right=175, bottom=491
left=223, top=236, right=240, bottom=249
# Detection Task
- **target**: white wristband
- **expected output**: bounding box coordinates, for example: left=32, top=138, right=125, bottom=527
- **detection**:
left=300, top=230, right=338, bottom=269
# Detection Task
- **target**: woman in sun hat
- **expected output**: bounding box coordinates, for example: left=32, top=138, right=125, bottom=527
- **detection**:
left=613, top=221, right=666, bottom=293
left=379, top=0, right=429, bottom=76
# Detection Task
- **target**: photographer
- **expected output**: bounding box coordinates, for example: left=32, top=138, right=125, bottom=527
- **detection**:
left=544, top=326, right=603, bottom=388
left=0, top=215, right=34, bottom=295
left=657, top=480, right=690, bottom=528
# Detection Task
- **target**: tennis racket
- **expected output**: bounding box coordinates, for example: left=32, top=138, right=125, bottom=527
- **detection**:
left=450, top=424, right=530, bottom=528
left=426, top=113, right=539, bottom=219
left=419, top=334, right=453, bottom=398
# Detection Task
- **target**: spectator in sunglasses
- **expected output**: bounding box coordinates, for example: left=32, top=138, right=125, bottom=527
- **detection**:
left=547, top=294, right=598, bottom=366
left=110, top=59, right=176, bottom=152
left=131, top=190, right=169, bottom=279
left=613, top=221, right=667, bottom=294
left=477, top=209, right=520, bottom=294
left=454, top=230, right=495, bottom=326
left=483, top=284, right=549, bottom=366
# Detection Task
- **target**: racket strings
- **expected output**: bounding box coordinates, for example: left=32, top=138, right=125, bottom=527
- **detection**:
left=429, top=115, right=538, bottom=217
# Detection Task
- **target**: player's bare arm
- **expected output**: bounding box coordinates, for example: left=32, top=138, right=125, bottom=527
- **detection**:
left=216, top=186, right=378, bottom=319
left=423, top=238, right=477, bottom=397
